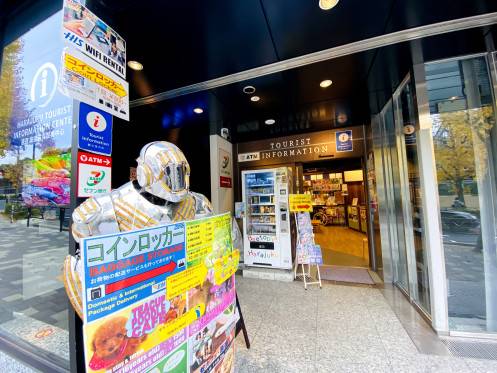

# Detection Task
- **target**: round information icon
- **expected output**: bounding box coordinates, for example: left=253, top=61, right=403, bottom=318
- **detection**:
left=86, top=111, right=107, bottom=132
left=338, top=133, right=350, bottom=142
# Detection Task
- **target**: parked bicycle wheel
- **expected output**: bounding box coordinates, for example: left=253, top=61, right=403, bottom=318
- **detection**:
left=313, top=211, right=328, bottom=226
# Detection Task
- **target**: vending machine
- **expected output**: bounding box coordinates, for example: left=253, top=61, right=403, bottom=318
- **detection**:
left=242, top=167, right=292, bottom=269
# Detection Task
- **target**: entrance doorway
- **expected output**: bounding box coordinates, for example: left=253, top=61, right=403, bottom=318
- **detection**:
left=301, top=159, right=369, bottom=269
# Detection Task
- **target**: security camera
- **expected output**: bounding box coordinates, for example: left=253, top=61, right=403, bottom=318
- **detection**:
left=221, top=128, right=230, bottom=140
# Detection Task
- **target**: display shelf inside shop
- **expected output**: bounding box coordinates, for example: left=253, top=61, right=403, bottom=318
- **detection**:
left=325, top=205, right=347, bottom=225
left=303, top=176, right=345, bottom=206
left=347, top=205, right=361, bottom=231
left=359, top=206, right=367, bottom=233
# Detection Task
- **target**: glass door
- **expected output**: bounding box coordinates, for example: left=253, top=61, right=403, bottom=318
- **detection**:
left=381, top=102, right=409, bottom=292
left=393, top=79, right=431, bottom=315
left=378, top=76, right=432, bottom=316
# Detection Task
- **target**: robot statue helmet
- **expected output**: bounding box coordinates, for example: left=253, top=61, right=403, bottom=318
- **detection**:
left=136, top=141, right=190, bottom=202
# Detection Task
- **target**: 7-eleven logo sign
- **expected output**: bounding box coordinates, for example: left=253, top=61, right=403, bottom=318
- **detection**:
left=77, top=151, right=111, bottom=197
left=87, top=170, right=106, bottom=186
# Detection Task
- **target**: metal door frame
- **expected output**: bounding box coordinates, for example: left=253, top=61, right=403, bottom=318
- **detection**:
left=392, top=75, right=421, bottom=303
left=376, top=74, right=435, bottom=318
left=378, top=98, right=410, bottom=293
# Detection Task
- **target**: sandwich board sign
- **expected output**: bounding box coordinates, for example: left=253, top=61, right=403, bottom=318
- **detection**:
left=289, top=194, right=313, bottom=212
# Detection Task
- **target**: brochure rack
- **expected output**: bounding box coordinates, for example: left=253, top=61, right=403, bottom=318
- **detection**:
left=293, top=212, right=322, bottom=289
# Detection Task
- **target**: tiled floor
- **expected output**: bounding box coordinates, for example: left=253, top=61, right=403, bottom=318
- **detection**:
left=0, top=350, right=37, bottom=373
left=234, top=276, right=497, bottom=372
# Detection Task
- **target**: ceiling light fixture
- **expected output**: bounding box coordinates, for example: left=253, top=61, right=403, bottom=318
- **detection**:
left=320, top=79, right=333, bottom=88
left=265, top=119, right=275, bottom=125
left=319, top=0, right=339, bottom=10
left=250, top=96, right=260, bottom=102
left=243, top=86, right=256, bottom=94
left=127, top=60, right=144, bottom=71
left=193, top=107, right=204, bottom=114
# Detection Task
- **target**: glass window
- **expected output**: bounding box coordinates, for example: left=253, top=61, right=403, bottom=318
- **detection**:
left=0, top=12, right=71, bottom=367
left=426, top=56, right=497, bottom=333
left=244, top=171, right=276, bottom=235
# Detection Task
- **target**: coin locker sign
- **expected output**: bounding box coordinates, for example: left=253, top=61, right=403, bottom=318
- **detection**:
left=79, top=212, right=238, bottom=373
left=59, top=48, right=129, bottom=120
left=77, top=151, right=112, bottom=197
left=289, top=194, right=313, bottom=212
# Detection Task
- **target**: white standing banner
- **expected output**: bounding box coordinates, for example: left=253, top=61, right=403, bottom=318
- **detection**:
left=59, top=48, right=129, bottom=120
left=62, top=0, right=126, bottom=79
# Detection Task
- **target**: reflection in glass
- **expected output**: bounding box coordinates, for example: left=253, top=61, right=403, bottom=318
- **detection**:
left=397, top=81, right=431, bottom=314
left=426, top=57, right=497, bottom=333
left=0, top=12, right=71, bottom=367
left=382, top=103, right=409, bottom=292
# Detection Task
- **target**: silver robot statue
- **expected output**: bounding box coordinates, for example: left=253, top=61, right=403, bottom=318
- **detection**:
left=63, top=141, right=213, bottom=318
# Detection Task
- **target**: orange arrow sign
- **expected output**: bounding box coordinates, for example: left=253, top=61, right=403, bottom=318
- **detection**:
left=297, top=204, right=311, bottom=209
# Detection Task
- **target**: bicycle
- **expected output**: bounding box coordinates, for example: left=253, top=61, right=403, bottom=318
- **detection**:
left=312, top=207, right=331, bottom=226
left=312, top=206, right=344, bottom=226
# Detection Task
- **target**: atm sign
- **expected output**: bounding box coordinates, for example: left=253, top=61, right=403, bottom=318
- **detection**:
left=238, top=152, right=260, bottom=162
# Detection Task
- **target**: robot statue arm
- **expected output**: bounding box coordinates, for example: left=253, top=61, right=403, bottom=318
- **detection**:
left=65, top=194, right=120, bottom=318
left=71, top=198, right=99, bottom=242
left=71, top=195, right=119, bottom=243
left=191, top=192, right=214, bottom=218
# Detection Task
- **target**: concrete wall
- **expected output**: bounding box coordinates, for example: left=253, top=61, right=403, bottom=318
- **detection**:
left=209, top=135, right=234, bottom=214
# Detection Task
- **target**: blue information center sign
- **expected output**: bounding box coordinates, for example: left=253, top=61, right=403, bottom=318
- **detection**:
left=336, top=130, right=353, bottom=152
left=78, top=102, right=113, bottom=156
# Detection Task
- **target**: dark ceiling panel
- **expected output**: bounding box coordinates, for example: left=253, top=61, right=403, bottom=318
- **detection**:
left=112, top=0, right=278, bottom=100
left=366, top=42, right=413, bottom=114
left=386, top=0, right=497, bottom=34
left=121, top=49, right=376, bottom=145
left=260, top=0, right=394, bottom=60
left=419, top=28, right=488, bottom=63
left=113, top=102, right=212, bottom=198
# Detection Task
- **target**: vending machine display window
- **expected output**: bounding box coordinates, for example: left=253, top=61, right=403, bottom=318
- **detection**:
left=242, top=168, right=292, bottom=269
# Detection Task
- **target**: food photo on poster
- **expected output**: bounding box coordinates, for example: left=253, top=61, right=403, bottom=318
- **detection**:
left=0, top=12, right=73, bottom=209
left=22, top=147, right=71, bottom=206
left=189, top=315, right=236, bottom=373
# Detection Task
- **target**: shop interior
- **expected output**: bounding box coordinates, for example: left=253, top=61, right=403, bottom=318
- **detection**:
left=301, top=159, right=369, bottom=268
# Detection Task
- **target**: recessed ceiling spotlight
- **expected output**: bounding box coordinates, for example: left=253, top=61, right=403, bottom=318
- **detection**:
left=243, top=85, right=256, bottom=94
left=319, top=0, right=339, bottom=11
left=250, top=95, right=260, bottom=102
left=193, top=107, right=204, bottom=114
left=320, top=79, right=333, bottom=88
left=128, top=60, right=143, bottom=71
left=265, top=119, right=276, bottom=125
